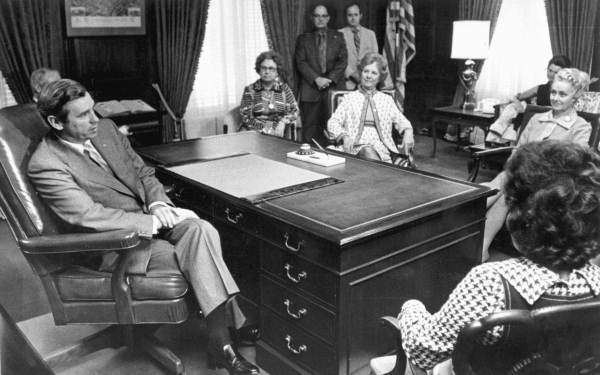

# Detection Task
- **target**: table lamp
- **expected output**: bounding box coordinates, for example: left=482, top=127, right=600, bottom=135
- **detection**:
left=451, top=20, right=490, bottom=110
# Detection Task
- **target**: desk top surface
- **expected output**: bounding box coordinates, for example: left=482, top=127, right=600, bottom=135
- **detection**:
left=138, top=132, right=493, bottom=244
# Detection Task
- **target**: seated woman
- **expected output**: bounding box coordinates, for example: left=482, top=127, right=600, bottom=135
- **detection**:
left=515, top=55, right=571, bottom=106
left=326, top=52, right=414, bottom=163
left=398, top=140, right=600, bottom=374
left=239, top=51, right=299, bottom=137
left=482, top=67, right=592, bottom=259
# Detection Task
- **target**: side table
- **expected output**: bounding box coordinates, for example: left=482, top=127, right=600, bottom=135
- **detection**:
left=430, top=106, right=495, bottom=157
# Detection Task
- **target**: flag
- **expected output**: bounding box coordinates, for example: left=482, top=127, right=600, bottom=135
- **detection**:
left=382, top=0, right=415, bottom=110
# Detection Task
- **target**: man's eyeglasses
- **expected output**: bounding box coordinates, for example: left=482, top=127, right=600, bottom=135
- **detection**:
left=313, top=14, right=329, bottom=19
left=260, top=66, right=277, bottom=72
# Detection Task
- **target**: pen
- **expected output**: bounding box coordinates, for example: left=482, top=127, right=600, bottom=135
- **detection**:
left=311, top=138, right=329, bottom=159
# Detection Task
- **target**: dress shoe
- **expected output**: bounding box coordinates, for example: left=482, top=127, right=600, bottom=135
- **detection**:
left=207, top=344, right=260, bottom=374
left=230, top=324, right=261, bottom=346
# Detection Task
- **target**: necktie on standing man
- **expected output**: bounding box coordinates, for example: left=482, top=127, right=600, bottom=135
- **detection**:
left=318, top=32, right=327, bottom=74
left=352, top=28, right=360, bottom=53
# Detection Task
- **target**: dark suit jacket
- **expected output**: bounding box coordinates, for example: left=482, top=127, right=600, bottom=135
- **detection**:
left=295, top=28, right=348, bottom=102
left=28, top=119, right=171, bottom=274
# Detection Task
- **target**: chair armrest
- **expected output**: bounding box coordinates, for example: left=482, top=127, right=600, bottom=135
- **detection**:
left=473, top=146, right=515, bottom=158
left=19, top=230, right=140, bottom=255
left=378, top=316, right=407, bottom=374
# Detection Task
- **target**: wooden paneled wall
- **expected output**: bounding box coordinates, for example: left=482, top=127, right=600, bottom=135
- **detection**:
left=306, top=0, right=460, bottom=123
left=59, top=0, right=458, bottom=124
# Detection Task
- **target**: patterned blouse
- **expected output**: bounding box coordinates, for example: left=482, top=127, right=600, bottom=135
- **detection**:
left=239, top=79, right=299, bottom=132
left=399, top=257, right=600, bottom=370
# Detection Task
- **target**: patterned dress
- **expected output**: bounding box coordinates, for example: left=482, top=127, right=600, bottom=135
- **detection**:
left=239, top=79, right=299, bottom=133
left=327, top=87, right=412, bottom=162
left=399, top=257, right=600, bottom=371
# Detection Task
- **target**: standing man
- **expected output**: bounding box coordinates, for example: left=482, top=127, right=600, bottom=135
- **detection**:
left=339, top=3, right=379, bottom=90
left=295, top=4, right=347, bottom=144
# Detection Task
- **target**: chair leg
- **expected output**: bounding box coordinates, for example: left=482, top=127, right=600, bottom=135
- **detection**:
left=137, top=332, right=185, bottom=375
left=44, top=325, right=124, bottom=370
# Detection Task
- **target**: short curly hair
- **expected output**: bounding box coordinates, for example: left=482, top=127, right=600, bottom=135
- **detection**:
left=504, top=140, right=600, bottom=271
left=254, top=50, right=287, bottom=83
left=358, top=52, right=389, bottom=85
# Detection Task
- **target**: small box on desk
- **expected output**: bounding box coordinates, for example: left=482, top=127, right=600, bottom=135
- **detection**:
left=286, top=151, right=346, bottom=167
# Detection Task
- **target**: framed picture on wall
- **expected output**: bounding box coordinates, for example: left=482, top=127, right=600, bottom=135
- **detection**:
left=65, top=0, right=146, bottom=37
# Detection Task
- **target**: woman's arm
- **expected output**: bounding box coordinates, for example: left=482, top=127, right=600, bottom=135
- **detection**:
left=515, top=86, right=538, bottom=102
left=240, top=86, right=263, bottom=130
left=389, top=96, right=415, bottom=149
left=399, top=264, right=505, bottom=370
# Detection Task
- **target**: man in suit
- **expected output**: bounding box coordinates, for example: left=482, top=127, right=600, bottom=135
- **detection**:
left=27, top=79, right=259, bottom=375
left=339, top=3, right=379, bottom=90
left=295, top=4, right=347, bottom=144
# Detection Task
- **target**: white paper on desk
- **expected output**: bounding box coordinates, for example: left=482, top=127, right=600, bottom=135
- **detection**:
left=286, top=151, right=345, bottom=166
left=167, top=154, right=335, bottom=199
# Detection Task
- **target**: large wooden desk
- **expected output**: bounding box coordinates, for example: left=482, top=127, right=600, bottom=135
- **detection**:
left=138, top=132, right=493, bottom=375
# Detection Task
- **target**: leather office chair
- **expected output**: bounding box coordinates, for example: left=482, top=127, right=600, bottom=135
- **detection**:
left=0, top=104, right=192, bottom=374
left=371, top=300, right=600, bottom=375
left=467, top=104, right=600, bottom=182
left=325, top=89, right=415, bottom=168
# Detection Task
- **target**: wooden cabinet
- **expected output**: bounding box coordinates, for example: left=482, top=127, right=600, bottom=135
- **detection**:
left=138, top=132, right=493, bottom=375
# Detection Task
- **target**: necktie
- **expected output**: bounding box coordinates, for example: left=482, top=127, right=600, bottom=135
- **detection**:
left=84, top=143, right=109, bottom=172
left=352, top=28, right=360, bottom=53
left=318, top=32, right=327, bottom=74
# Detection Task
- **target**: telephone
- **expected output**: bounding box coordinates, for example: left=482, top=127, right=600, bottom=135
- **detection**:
left=476, top=98, right=501, bottom=114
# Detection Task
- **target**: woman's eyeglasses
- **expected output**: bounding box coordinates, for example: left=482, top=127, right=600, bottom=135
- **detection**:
left=260, top=66, right=277, bottom=72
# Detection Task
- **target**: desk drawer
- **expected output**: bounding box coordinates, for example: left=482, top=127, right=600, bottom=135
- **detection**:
left=261, top=243, right=337, bottom=306
left=157, top=175, right=212, bottom=216
left=261, top=275, right=335, bottom=344
left=261, top=309, right=336, bottom=375
left=214, top=198, right=260, bottom=234
left=260, top=217, right=336, bottom=269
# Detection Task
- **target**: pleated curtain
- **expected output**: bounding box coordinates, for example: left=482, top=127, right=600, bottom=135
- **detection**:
left=259, top=0, right=307, bottom=94
left=545, top=0, right=599, bottom=72
left=0, top=0, right=65, bottom=104
left=154, top=0, right=210, bottom=142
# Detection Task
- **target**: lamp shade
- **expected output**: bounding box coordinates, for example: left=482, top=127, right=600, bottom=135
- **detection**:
left=451, top=20, right=490, bottom=59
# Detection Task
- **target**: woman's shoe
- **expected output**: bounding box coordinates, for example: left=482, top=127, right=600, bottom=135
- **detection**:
left=207, top=344, right=260, bottom=374
left=230, top=325, right=261, bottom=346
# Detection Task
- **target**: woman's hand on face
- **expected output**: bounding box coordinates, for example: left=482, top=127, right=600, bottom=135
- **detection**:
left=342, top=135, right=354, bottom=153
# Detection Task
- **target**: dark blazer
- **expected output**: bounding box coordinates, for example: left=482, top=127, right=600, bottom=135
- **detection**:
left=28, top=119, right=171, bottom=274
left=295, top=28, right=348, bottom=102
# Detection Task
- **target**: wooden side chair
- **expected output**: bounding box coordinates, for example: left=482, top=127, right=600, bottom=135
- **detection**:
left=0, top=104, right=193, bottom=374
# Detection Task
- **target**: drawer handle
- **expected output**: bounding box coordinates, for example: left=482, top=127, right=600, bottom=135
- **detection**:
left=225, top=208, right=243, bottom=224
left=284, top=263, right=307, bottom=283
left=283, top=232, right=304, bottom=252
left=284, top=334, right=307, bottom=355
left=283, top=298, right=307, bottom=319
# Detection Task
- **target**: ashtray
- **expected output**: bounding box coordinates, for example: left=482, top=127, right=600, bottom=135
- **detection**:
left=296, top=143, right=315, bottom=155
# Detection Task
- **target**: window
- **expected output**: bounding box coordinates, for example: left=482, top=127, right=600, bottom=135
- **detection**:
left=0, top=71, right=17, bottom=108
left=475, top=0, right=552, bottom=101
left=185, top=0, right=269, bottom=138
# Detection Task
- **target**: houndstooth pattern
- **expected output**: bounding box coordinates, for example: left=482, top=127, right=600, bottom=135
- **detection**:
left=399, top=257, right=600, bottom=371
